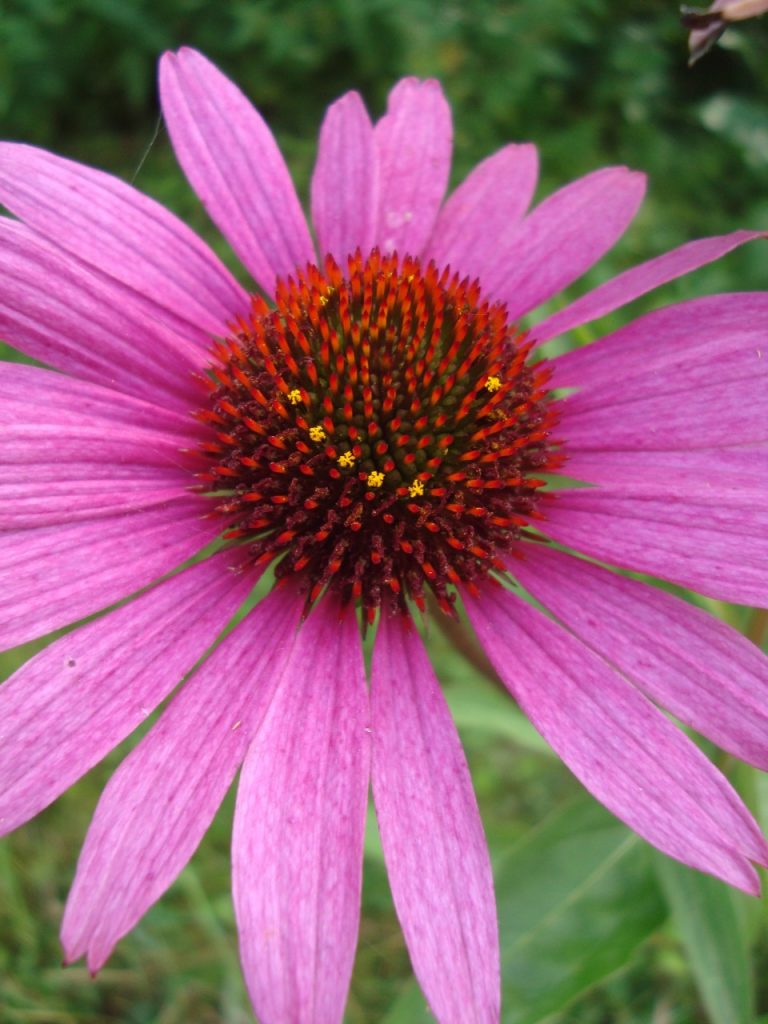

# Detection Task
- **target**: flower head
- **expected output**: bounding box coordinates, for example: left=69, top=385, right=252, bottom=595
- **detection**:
left=0, top=47, right=767, bottom=1024
left=682, top=0, right=768, bottom=63
left=203, top=247, right=558, bottom=619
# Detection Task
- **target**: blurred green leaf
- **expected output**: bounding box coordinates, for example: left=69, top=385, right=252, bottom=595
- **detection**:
left=384, top=797, right=667, bottom=1023
left=656, top=856, right=754, bottom=1024
left=698, top=93, right=768, bottom=169
left=363, top=802, right=384, bottom=863
left=444, top=681, right=554, bottom=756
left=423, top=611, right=554, bottom=755
left=378, top=982, right=434, bottom=1024
left=499, top=798, right=666, bottom=1023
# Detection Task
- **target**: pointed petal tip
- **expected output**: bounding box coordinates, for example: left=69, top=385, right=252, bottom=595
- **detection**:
left=332, top=89, right=366, bottom=111
left=629, top=167, right=647, bottom=187
left=59, top=935, right=82, bottom=970
left=733, top=861, right=762, bottom=898
left=695, top=848, right=761, bottom=896
left=86, top=948, right=110, bottom=977
left=63, top=920, right=113, bottom=977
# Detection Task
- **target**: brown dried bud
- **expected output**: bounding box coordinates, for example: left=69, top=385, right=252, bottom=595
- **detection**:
left=682, top=0, right=768, bottom=63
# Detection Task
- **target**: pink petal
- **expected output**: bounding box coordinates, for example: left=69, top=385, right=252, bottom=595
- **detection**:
left=159, top=48, right=315, bottom=294
left=0, top=220, right=205, bottom=409
left=480, top=167, right=646, bottom=321
left=0, top=473, right=192, bottom=528
left=562, top=446, right=768, bottom=491
left=0, top=143, right=249, bottom=344
left=0, top=360, right=199, bottom=439
left=558, top=371, right=766, bottom=452
left=0, top=413, right=193, bottom=471
left=513, top=545, right=768, bottom=769
left=551, top=292, right=768, bottom=394
left=0, top=497, right=219, bottom=650
left=233, top=602, right=369, bottom=1024
left=0, top=362, right=200, bottom=526
left=553, top=296, right=768, bottom=456
left=425, top=143, right=539, bottom=279
left=533, top=230, right=766, bottom=344
left=540, top=487, right=767, bottom=606
left=464, top=583, right=768, bottom=892
left=374, top=77, right=452, bottom=256
left=311, top=91, right=378, bottom=264
left=0, top=551, right=253, bottom=837
left=61, top=580, right=303, bottom=971
left=371, top=614, right=500, bottom=1024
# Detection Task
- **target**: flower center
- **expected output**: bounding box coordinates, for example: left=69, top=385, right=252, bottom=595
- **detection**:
left=195, top=249, right=561, bottom=620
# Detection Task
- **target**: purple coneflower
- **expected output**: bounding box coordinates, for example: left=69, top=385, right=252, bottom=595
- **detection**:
left=1, top=47, right=767, bottom=1024
left=682, top=0, right=768, bottom=63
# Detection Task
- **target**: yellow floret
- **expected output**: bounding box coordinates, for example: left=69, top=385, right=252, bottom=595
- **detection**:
left=309, top=425, right=327, bottom=443
left=287, top=388, right=302, bottom=405
left=408, top=479, right=425, bottom=498
left=367, top=471, right=385, bottom=488
left=337, top=450, right=356, bottom=469
left=485, top=375, right=502, bottom=393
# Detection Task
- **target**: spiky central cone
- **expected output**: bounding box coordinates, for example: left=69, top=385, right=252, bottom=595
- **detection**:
left=196, top=250, right=560, bottom=620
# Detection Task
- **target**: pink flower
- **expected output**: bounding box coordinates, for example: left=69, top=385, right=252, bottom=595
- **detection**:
left=1, top=47, right=767, bottom=1024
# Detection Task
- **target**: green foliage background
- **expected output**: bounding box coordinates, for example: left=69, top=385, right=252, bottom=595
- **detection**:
left=1, top=1, right=767, bottom=1022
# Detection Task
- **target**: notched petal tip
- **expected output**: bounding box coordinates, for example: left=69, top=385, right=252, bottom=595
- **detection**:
left=159, top=46, right=207, bottom=81
left=753, top=837, right=768, bottom=869
left=384, top=76, right=451, bottom=118
left=388, top=75, right=433, bottom=93
left=597, top=164, right=648, bottom=194
left=176, top=45, right=206, bottom=61
left=158, top=48, right=181, bottom=72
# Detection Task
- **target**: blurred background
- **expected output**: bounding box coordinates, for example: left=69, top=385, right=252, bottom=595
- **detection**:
left=1, top=0, right=768, bottom=1021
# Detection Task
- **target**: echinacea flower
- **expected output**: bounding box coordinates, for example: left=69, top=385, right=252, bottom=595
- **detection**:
left=682, top=0, right=768, bottom=63
left=1, top=46, right=767, bottom=1024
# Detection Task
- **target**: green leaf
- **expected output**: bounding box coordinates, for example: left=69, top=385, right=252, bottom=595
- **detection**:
left=382, top=797, right=667, bottom=1023
left=363, top=802, right=384, bottom=863
left=655, top=855, right=754, bottom=1024
left=379, top=982, right=434, bottom=1023
left=423, top=615, right=554, bottom=755
left=444, top=680, right=554, bottom=756
left=498, top=798, right=666, bottom=1023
